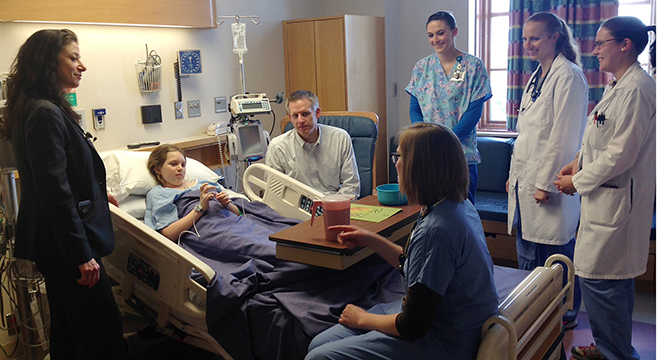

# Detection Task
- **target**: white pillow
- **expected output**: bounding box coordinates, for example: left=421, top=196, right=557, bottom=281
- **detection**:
left=100, top=150, right=220, bottom=201
left=118, top=194, right=147, bottom=220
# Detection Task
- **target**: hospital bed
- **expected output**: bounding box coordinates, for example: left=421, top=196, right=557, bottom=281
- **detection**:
left=101, top=151, right=574, bottom=359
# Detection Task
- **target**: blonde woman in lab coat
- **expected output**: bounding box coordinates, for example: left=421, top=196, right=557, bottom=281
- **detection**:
left=555, top=17, right=656, bottom=360
left=507, top=12, right=587, bottom=328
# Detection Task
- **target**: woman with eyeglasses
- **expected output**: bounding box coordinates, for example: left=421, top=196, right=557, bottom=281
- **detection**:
left=506, top=12, right=587, bottom=330
left=305, top=123, right=498, bottom=360
left=554, top=17, right=656, bottom=360
left=405, top=11, right=492, bottom=204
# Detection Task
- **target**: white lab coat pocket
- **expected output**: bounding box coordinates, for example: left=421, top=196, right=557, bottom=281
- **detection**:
left=585, top=186, right=631, bottom=228
left=588, top=116, right=616, bottom=150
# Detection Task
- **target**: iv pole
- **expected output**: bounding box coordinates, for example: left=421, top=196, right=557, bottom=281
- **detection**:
left=215, top=15, right=261, bottom=192
left=216, top=15, right=261, bottom=94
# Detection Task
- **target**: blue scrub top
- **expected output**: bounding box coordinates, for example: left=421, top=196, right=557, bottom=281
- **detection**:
left=403, top=199, right=498, bottom=334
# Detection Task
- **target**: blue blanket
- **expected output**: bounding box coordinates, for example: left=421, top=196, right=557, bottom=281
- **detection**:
left=175, top=191, right=404, bottom=360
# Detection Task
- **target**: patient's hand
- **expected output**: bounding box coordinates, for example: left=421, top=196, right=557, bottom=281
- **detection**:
left=199, top=184, right=214, bottom=211
left=215, top=191, right=231, bottom=208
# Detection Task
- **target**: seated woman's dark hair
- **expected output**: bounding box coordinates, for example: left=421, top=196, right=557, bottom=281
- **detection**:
left=147, top=144, right=186, bottom=186
left=397, top=123, right=468, bottom=205
left=426, top=11, right=457, bottom=29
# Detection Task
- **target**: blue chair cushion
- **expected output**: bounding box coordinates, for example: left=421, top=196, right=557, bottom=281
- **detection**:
left=476, top=137, right=515, bottom=193
left=283, top=115, right=377, bottom=197
left=475, top=191, right=509, bottom=223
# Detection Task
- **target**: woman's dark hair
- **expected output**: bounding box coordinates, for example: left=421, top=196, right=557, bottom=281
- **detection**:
left=1, top=29, right=79, bottom=138
left=527, top=12, right=582, bottom=67
left=426, top=11, right=457, bottom=29
left=601, top=17, right=656, bottom=59
left=397, top=123, right=468, bottom=205
left=147, top=144, right=187, bottom=186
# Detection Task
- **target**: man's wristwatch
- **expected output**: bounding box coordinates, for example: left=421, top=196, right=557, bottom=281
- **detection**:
left=194, top=204, right=206, bottom=214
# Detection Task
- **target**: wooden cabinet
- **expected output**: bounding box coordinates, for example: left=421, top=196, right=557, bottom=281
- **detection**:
left=0, top=0, right=216, bottom=28
left=283, top=15, right=388, bottom=187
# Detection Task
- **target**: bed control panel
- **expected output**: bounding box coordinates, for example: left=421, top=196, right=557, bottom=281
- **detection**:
left=300, top=195, right=322, bottom=216
left=127, top=253, right=160, bottom=291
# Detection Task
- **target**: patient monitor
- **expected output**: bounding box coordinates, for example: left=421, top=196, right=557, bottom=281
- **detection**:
left=226, top=93, right=273, bottom=163
left=227, top=121, right=269, bottom=162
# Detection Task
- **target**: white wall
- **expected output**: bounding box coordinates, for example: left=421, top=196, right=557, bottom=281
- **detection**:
left=0, top=0, right=323, bottom=151
left=0, top=0, right=468, bottom=154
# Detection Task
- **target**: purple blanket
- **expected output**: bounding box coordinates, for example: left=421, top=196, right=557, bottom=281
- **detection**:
left=175, top=191, right=404, bottom=360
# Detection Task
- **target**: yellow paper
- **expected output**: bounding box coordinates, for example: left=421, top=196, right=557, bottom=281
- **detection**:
left=350, top=204, right=402, bottom=223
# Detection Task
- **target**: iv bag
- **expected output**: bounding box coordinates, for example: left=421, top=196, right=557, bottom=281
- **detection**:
left=232, top=22, right=248, bottom=55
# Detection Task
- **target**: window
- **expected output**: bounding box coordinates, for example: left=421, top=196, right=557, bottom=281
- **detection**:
left=618, top=0, right=656, bottom=70
left=471, top=0, right=656, bottom=131
left=470, top=0, right=510, bottom=130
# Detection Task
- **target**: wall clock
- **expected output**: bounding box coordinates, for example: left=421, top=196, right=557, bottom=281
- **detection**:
left=178, top=50, right=202, bottom=75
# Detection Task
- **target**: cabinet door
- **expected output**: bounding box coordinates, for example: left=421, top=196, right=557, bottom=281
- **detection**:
left=283, top=21, right=318, bottom=98
left=314, top=19, right=347, bottom=111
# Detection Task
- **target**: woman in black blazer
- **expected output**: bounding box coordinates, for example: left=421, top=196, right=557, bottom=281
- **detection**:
left=1, top=29, right=125, bottom=359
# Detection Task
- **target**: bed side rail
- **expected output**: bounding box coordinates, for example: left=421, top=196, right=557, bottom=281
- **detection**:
left=106, top=204, right=214, bottom=320
left=477, top=254, right=574, bottom=360
left=243, top=163, right=324, bottom=221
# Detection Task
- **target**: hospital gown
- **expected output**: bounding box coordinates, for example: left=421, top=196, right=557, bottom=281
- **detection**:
left=144, top=180, right=222, bottom=231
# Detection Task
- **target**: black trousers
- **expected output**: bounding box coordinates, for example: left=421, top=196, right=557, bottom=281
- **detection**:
left=37, top=259, right=125, bottom=360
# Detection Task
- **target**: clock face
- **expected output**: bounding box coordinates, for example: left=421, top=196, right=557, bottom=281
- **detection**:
left=178, top=50, right=202, bottom=75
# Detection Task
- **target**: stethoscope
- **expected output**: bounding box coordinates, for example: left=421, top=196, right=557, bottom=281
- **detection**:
left=520, top=66, right=551, bottom=112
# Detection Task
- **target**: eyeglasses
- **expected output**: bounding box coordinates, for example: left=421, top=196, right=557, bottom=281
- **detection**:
left=594, top=38, right=617, bottom=50
left=391, top=153, right=401, bottom=165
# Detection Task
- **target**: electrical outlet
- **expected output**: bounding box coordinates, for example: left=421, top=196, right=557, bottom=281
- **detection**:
left=174, top=102, right=183, bottom=119
left=92, top=108, right=106, bottom=129
left=214, top=96, right=227, bottom=113
left=187, top=100, right=201, bottom=118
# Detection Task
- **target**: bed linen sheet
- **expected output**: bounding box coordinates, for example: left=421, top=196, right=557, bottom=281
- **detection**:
left=174, top=191, right=404, bottom=360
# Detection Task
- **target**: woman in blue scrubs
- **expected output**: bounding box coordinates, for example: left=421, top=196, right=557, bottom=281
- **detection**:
left=305, top=123, right=498, bottom=360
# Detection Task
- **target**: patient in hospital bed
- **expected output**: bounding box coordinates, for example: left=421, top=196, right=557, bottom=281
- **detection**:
left=144, top=144, right=242, bottom=241
left=138, top=144, right=403, bottom=360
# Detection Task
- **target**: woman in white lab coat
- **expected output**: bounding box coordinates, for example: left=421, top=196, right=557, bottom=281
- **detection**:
left=555, top=17, right=656, bottom=360
left=507, top=12, right=587, bottom=326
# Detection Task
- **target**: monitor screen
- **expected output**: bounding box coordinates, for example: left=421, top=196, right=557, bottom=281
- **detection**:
left=234, top=121, right=267, bottom=161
